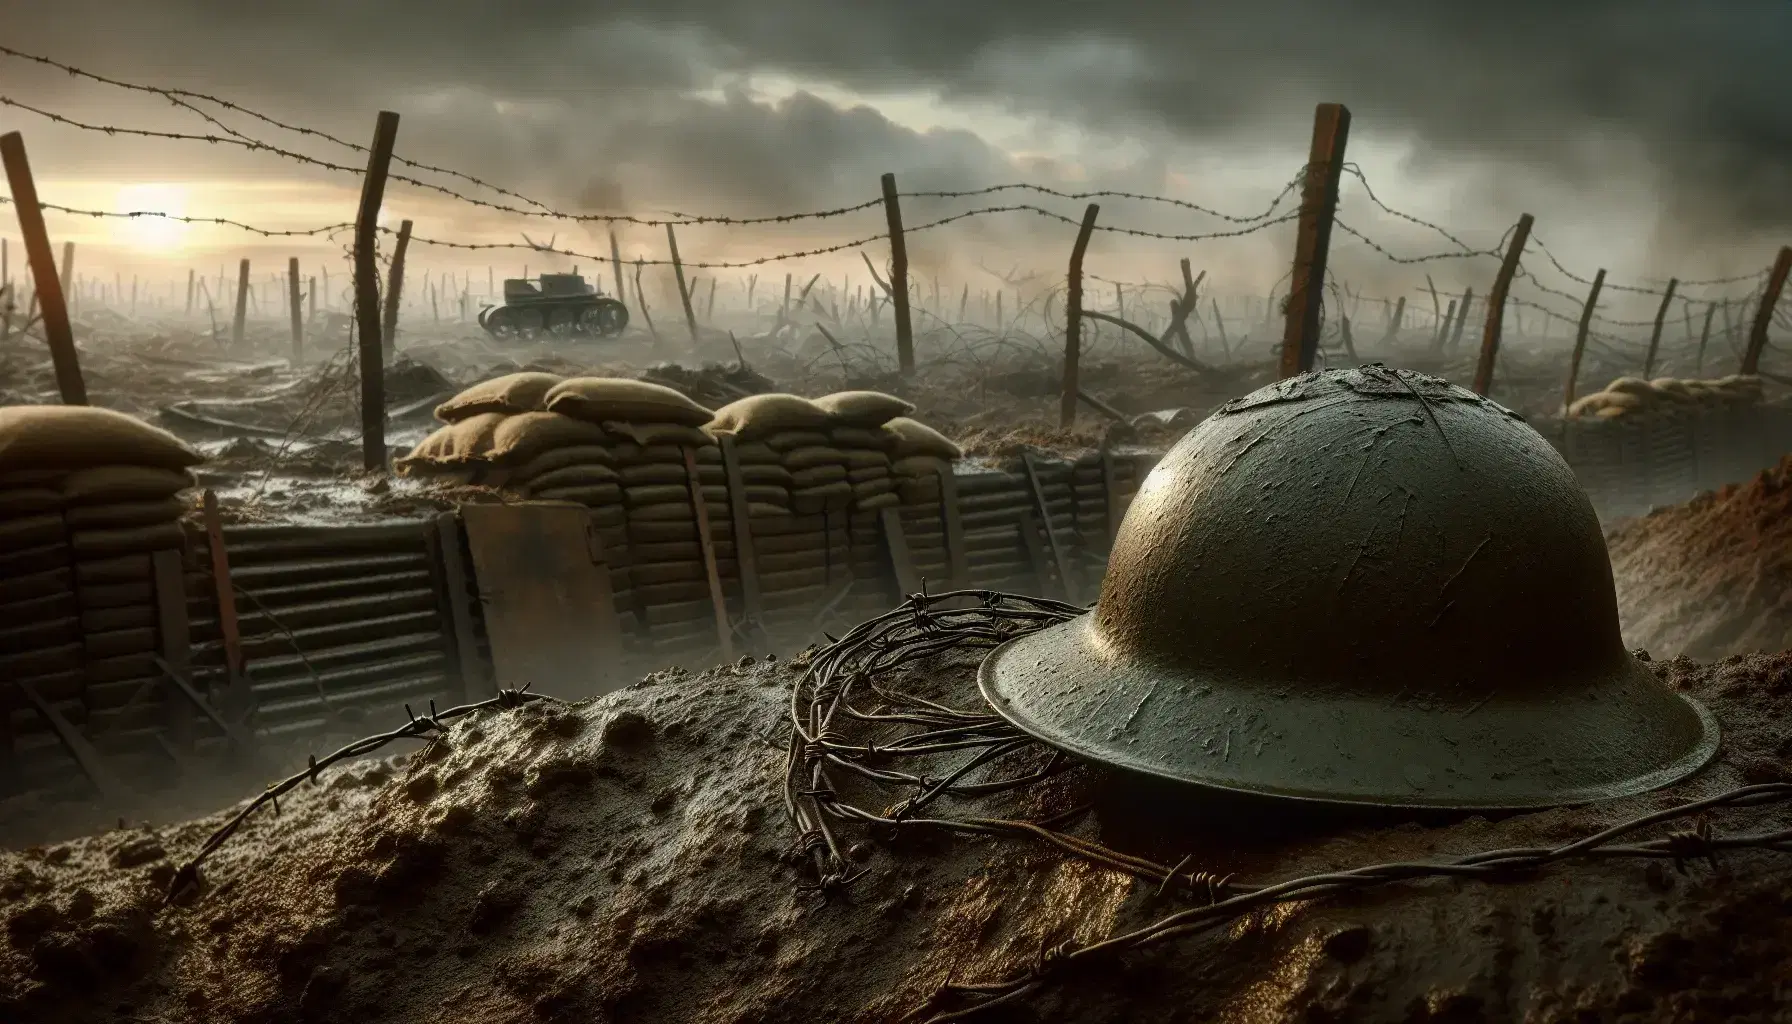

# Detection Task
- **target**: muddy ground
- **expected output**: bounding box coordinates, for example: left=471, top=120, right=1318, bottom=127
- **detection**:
left=1, top=639, right=1788, bottom=1024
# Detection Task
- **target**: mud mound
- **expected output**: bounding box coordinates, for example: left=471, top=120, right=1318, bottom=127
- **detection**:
left=1610, top=455, right=1792, bottom=660
left=3, top=644, right=1790, bottom=1023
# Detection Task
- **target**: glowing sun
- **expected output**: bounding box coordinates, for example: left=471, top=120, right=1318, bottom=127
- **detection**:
left=111, top=183, right=192, bottom=253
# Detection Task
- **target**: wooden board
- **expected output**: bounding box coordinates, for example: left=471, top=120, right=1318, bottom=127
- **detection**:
left=938, top=466, right=969, bottom=586
left=431, top=513, right=491, bottom=702
left=1014, top=508, right=1059, bottom=600
left=718, top=436, right=764, bottom=628
left=684, top=447, right=734, bottom=662
left=151, top=548, right=194, bottom=754
left=459, top=501, right=626, bottom=699
left=879, top=506, right=921, bottom=598
left=1021, top=453, right=1078, bottom=603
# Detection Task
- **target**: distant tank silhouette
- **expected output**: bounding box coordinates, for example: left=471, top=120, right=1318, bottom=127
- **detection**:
left=477, top=273, right=629, bottom=341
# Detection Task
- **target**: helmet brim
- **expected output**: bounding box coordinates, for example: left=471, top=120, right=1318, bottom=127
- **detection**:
left=979, top=614, right=1721, bottom=811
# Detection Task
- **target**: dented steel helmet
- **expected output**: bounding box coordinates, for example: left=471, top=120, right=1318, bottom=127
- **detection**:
left=980, top=365, right=1719, bottom=810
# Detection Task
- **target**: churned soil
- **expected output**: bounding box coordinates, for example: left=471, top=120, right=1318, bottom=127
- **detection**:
left=1610, top=455, right=1792, bottom=661
left=3, top=649, right=1790, bottom=1024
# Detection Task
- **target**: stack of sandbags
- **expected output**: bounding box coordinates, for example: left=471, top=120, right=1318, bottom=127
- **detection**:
left=1567, top=375, right=1764, bottom=420
left=814, top=392, right=916, bottom=613
left=884, top=417, right=965, bottom=589
left=396, top=371, right=566, bottom=483
left=0, top=405, right=202, bottom=796
left=545, top=378, right=728, bottom=650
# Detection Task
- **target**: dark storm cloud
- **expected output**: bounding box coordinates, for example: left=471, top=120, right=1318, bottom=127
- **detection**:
left=6, top=0, right=1789, bottom=243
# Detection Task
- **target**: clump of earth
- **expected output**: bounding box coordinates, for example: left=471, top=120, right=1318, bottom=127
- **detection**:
left=2, top=643, right=1790, bottom=1023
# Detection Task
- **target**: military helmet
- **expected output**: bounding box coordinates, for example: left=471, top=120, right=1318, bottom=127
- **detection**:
left=980, top=366, right=1718, bottom=810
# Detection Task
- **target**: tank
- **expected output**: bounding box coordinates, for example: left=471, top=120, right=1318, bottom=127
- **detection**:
left=477, top=273, right=629, bottom=340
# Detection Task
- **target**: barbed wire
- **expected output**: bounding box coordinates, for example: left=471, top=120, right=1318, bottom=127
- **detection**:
left=0, top=194, right=354, bottom=238
left=1332, top=219, right=1506, bottom=265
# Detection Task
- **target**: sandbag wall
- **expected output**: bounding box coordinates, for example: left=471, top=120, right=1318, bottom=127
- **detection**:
left=1554, top=401, right=1792, bottom=520
left=0, top=406, right=211, bottom=808
left=186, top=521, right=457, bottom=741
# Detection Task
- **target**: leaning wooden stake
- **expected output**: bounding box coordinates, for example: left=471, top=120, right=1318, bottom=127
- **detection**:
left=0, top=131, right=86, bottom=404
left=1382, top=295, right=1406, bottom=345
left=1060, top=203, right=1101, bottom=429
left=666, top=223, right=699, bottom=343
left=1739, top=246, right=1792, bottom=376
left=287, top=257, right=303, bottom=361
left=1471, top=213, right=1534, bottom=396
left=1641, top=277, right=1678, bottom=379
left=1562, top=268, right=1606, bottom=410
left=1448, top=288, right=1474, bottom=351
left=382, top=219, right=413, bottom=363
left=608, top=230, right=624, bottom=300
left=1695, top=301, right=1717, bottom=376
left=1279, top=103, right=1351, bottom=379
left=881, top=172, right=916, bottom=374
left=229, top=258, right=250, bottom=346
left=353, top=111, right=401, bottom=473
left=684, top=447, right=734, bottom=662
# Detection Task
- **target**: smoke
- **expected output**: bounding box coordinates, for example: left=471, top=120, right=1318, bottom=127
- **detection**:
left=3, top=0, right=1787, bottom=294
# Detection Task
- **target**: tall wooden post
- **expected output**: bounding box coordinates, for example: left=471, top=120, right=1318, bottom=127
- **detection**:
left=666, top=223, right=698, bottom=343
left=382, top=218, right=413, bottom=362
left=60, top=241, right=75, bottom=317
left=1740, top=246, right=1791, bottom=376
left=1695, top=301, right=1717, bottom=376
left=353, top=111, right=401, bottom=472
left=185, top=268, right=195, bottom=313
left=1563, top=269, right=1606, bottom=410
left=1382, top=295, right=1406, bottom=344
left=1448, top=288, right=1475, bottom=351
left=287, top=257, right=304, bottom=361
left=1, top=132, right=86, bottom=404
left=308, top=275, right=317, bottom=324
left=1060, top=204, right=1101, bottom=429
left=1641, top=278, right=1678, bottom=379
left=607, top=230, right=624, bottom=300
left=230, top=258, right=250, bottom=346
left=1279, top=103, right=1351, bottom=379
left=781, top=272, right=792, bottom=323
left=881, top=172, right=916, bottom=374
left=1471, top=213, right=1533, bottom=396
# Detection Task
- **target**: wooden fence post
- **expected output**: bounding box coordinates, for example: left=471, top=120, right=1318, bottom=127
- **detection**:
left=1471, top=213, right=1533, bottom=396
left=381, top=219, right=412, bottom=363
left=230, top=258, right=250, bottom=347
left=1279, top=103, right=1351, bottom=379
left=1382, top=295, right=1406, bottom=345
left=1642, top=278, right=1678, bottom=379
left=185, top=267, right=195, bottom=314
left=308, top=275, right=317, bottom=324
left=1448, top=288, right=1474, bottom=351
left=666, top=223, right=699, bottom=343
left=1740, top=246, right=1792, bottom=376
left=1695, top=301, right=1717, bottom=376
left=287, top=257, right=303, bottom=361
left=353, top=111, right=401, bottom=473
left=1060, top=203, right=1101, bottom=429
left=608, top=230, right=624, bottom=300
left=1562, top=269, right=1606, bottom=410
left=2, top=133, right=85, bottom=403
left=60, top=242, right=75, bottom=317
left=881, top=172, right=916, bottom=374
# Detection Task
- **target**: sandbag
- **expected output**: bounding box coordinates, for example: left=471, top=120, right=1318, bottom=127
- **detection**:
left=74, top=554, right=153, bottom=586
left=727, top=441, right=780, bottom=465
left=62, top=465, right=197, bottom=506
left=487, top=412, right=610, bottom=465
left=782, top=446, right=846, bottom=471
left=71, top=521, right=188, bottom=559
left=791, top=483, right=853, bottom=514
left=739, top=464, right=794, bottom=487
left=0, top=488, right=65, bottom=517
left=63, top=497, right=187, bottom=531
left=510, top=445, right=617, bottom=483
left=856, top=491, right=901, bottom=512
left=604, top=421, right=713, bottom=449
left=898, top=478, right=943, bottom=504
left=434, top=372, right=564, bottom=422
left=620, top=464, right=720, bottom=487
left=893, top=455, right=952, bottom=478
left=847, top=465, right=890, bottom=485
left=1649, top=378, right=1695, bottom=402
left=814, top=390, right=914, bottom=428
left=1, top=542, right=71, bottom=579
left=530, top=484, right=625, bottom=507
left=0, top=513, right=66, bottom=553
left=522, top=464, right=620, bottom=494
left=396, top=412, right=507, bottom=471
left=0, top=566, right=73, bottom=606
left=790, top=464, right=849, bottom=488
left=622, top=444, right=720, bottom=466
left=0, top=469, right=64, bottom=487
left=628, top=502, right=731, bottom=523
left=706, top=394, right=833, bottom=439
left=1604, top=377, right=1656, bottom=400
left=748, top=502, right=792, bottom=518
left=544, top=378, right=712, bottom=427
left=852, top=477, right=897, bottom=500
left=843, top=449, right=891, bottom=471
left=626, top=484, right=699, bottom=507
left=883, top=417, right=963, bottom=460
left=742, top=485, right=791, bottom=507
left=761, top=430, right=832, bottom=452
left=0, top=405, right=203, bottom=474
left=830, top=426, right=900, bottom=452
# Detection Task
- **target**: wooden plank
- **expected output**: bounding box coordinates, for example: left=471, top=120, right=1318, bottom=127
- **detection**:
left=1021, top=453, right=1078, bottom=602
left=938, top=466, right=969, bottom=586
left=879, top=506, right=922, bottom=597
left=718, top=436, right=764, bottom=627
left=16, top=679, right=127, bottom=804
left=201, top=489, right=250, bottom=719
left=1278, top=103, right=1351, bottom=378
left=684, top=446, right=735, bottom=661
left=1014, top=508, right=1058, bottom=599
left=152, top=655, right=265, bottom=770
left=1471, top=212, right=1535, bottom=396
left=430, top=513, right=489, bottom=701
left=459, top=501, right=627, bottom=697
left=151, top=548, right=194, bottom=755
left=0, top=132, right=85, bottom=403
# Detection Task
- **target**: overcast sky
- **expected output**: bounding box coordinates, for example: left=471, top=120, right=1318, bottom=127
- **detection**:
left=2, top=1, right=1787, bottom=314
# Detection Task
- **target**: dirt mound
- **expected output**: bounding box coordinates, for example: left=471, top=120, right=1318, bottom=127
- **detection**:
left=3, top=642, right=1790, bottom=1023
left=1610, top=455, right=1792, bottom=660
